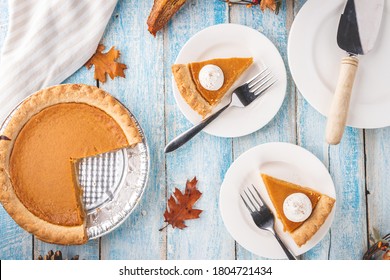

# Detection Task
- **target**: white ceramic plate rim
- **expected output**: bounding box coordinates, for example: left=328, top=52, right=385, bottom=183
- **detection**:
left=288, top=0, right=390, bottom=129
left=172, top=23, right=287, bottom=138
left=219, top=142, right=336, bottom=259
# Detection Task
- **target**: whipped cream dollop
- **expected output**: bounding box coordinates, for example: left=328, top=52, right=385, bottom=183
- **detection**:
left=198, top=64, right=224, bottom=91
left=283, top=193, right=312, bottom=223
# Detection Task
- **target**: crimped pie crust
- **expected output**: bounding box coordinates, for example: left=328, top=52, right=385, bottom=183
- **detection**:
left=0, top=84, right=141, bottom=245
left=291, top=195, right=335, bottom=247
left=261, top=173, right=336, bottom=247
left=172, top=64, right=213, bottom=118
left=172, top=57, right=253, bottom=118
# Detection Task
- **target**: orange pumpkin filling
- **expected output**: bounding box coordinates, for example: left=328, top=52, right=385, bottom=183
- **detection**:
left=9, top=103, right=129, bottom=226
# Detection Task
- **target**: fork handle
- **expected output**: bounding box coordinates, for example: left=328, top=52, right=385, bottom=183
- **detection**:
left=164, top=104, right=230, bottom=153
left=273, top=232, right=297, bottom=260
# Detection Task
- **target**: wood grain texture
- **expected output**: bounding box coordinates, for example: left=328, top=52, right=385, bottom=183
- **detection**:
left=295, top=0, right=367, bottom=260
left=328, top=129, right=366, bottom=259
left=365, top=128, right=390, bottom=244
left=164, top=0, right=234, bottom=260
left=0, top=0, right=33, bottom=260
left=230, top=2, right=296, bottom=260
left=0, top=0, right=381, bottom=260
left=296, top=100, right=331, bottom=260
left=99, top=0, right=166, bottom=260
left=294, top=0, right=332, bottom=260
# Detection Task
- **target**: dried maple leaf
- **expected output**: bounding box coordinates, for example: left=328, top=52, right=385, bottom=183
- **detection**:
left=160, top=177, right=202, bottom=230
left=85, top=44, right=127, bottom=83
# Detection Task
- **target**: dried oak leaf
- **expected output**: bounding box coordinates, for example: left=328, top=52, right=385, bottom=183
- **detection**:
left=85, top=44, right=127, bottom=83
left=260, top=0, right=278, bottom=12
left=160, top=177, right=202, bottom=230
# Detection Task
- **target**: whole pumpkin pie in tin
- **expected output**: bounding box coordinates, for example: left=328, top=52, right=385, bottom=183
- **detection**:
left=0, top=84, right=141, bottom=245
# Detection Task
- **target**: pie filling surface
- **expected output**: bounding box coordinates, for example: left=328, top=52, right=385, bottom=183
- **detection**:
left=189, top=57, right=253, bottom=105
left=261, top=173, right=336, bottom=247
left=10, top=103, right=129, bottom=227
left=261, top=173, right=321, bottom=232
left=172, top=57, right=253, bottom=117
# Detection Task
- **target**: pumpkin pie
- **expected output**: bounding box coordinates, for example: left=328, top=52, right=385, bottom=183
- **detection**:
left=261, top=173, right=335, bottom=247
left=0, top=84, right=141, bottom=245
left=172, top=57, right=253, bottom=118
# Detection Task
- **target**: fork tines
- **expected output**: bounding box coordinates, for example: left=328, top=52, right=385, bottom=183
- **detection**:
left=240, top=184, right=267, bottom=213
left=247, top=67, right=277, bottom=97
left=383, top=233, right=390, bottom=242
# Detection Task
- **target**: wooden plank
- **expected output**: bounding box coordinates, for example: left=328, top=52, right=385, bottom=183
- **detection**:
left=295, top=0, right=367, bottom=260
left=296, top=101, right=331, bottom=260
left=365, top=128, right=390, bottom=246
left=327, top=130, right=366, bottom=259
left=294, top=0, right=331, bottom=260
left=296, top=103, right=367, bottom=260
left=99, top=0, right=166, bottom=259
left=0, top=0, right=33, bottom=260
left=164, top=1, right=234, bottom=259
left=230, top=2, right=296, bottom=260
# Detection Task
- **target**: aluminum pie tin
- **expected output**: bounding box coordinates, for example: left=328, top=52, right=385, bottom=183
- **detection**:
left=0, top=91, right=150, bottom=240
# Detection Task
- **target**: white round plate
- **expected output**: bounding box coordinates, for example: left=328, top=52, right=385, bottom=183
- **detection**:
left=288, top=0, right=390, bottom=128
left=172, top=23, right=287, bottom=137
left=219, top=142, right=336, bottom=259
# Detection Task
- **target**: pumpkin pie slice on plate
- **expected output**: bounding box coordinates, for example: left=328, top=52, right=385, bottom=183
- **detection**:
left=0, top=84, right=142, bottom=245
left=261, top=173, right=335, bottom=247
left=172, top=57, right=253, bottom=118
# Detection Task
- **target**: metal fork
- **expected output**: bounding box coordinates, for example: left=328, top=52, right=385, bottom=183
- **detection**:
left=164, top=68, right=277, bottom=153
left=241, top=184, right=297, bottom=260
left=363, top=233, right=390, bottom=260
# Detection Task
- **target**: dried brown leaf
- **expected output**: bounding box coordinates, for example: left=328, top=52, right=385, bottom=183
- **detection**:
left=85, top=44, right=127, bottom=83
left=160, top=177, right=202, bottom=230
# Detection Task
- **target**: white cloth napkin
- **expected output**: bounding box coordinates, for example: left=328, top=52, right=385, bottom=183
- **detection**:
left=0, top=0, right=118, bottom=122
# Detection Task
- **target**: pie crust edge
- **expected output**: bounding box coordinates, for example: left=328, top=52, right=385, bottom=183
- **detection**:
left=172, top=64, right=213, bottom=118
left=291, top=194, right=335, bottom=247
left=0, top=84, right=142, bottom=245
left=261, top=173, right=336, bottom=247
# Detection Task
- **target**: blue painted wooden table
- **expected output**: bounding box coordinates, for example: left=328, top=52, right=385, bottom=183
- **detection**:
left=0, top=0, right=389, bottom=260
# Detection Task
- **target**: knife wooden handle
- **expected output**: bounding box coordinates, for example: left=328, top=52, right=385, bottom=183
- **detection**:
left=326, top=56, right=359, bottom=145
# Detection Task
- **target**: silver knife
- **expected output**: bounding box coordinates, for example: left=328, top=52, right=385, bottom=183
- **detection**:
left=326, top=0, right=384, bottom=145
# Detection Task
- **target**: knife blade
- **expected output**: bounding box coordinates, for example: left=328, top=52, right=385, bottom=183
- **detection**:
left=326, top=0, right=384, bottom=145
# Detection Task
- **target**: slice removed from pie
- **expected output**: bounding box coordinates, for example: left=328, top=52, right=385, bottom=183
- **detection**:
left=0, top=84, right=141, bottom=245
left=172, top=57, right=253, bottom=118
left=260, top=173, right=335, bottom=247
